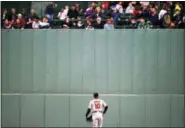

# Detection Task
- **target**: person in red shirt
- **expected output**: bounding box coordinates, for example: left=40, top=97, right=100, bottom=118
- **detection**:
left=101, top=1, right=109, bottom=9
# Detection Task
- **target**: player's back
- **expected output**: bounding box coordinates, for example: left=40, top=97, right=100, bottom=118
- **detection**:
left=89, top=99, right=107, bottom=112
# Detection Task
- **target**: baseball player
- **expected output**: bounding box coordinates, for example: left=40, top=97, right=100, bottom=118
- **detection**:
left=85, top=92, right=108, bottom=128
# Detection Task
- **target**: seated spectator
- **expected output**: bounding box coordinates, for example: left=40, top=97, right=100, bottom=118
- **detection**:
left=101, top=1, right=110, bottom=9
left=25, top=18, right=32, bottom=29
left=62, top=17, right=72, bottom=29
left=75, top=3, right=82, bottom=12
left=32, top=17, right=40, bottom=29
left=67, top=5, right=79, bottom=19
left=125, top=2, right=135, bottom=14
left=58, top=8, right=67, bottom=20
left=45, top=2, right=57, bottom=21
left=21, top=8, right=27, bottom=19
left=158, top=3, right=167, bottom=20
left=17, top=13, right=26, bottom=28
left=112, top=8, right=120, bottom=22
left=3, top=19, right=12, bottom=29
left=104, top=18, right=114, bottom=29
left=39, top=17, right=50, bottom=29
left=93, top=6, right=102, bottom=19
left=85, top=6, right=95, bottom=19
left=149, top=7, right=159, bottom=26
left=93, top=17, right=104, bottom=29
left=159, top=13, right=171, bottom=28
left=76, top=17, right=84, bottom=29
left=2, top=9, right=8, bottom=24
left=12, top=18, right=24, bottom=29
left=9, top=8, right=17, bottom=23
left=178, top=16, right=185, bottom=28
left=101, top=4, right=111, bottom=19
left=116, top=2, right=123, bottom=14
left=85, top=18, right=94, bottom=30
left=29, top=8, right=38, bottom=20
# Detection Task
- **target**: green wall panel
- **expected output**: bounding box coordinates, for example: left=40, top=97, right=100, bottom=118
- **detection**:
left=45, top=31, right=58, bottom=92
left=57, top=31, right=70, bottom=93
left=82, top=31, right=95, bottom=93
left=20, top=95, right=44, bottom=127
left=145, top=30, right=158, bottom=93
left=45, top=95, right=70, bottom=127
left=120, top=31, right=133, bottom=93
left=33, top=31, right=46, bottom=92
left=133, top=31, right=146, bottom=94
left=20, top=30, right=34, bottom=93
left=70, top=31, right=83, bottom=93
left=69, top=96, right=91, bottom=127
left=2, top=95, right=20, bottom=127
left=120, top=96, right=146, bottom=127
left=170, top=95, right=184, bottom=127
left=94, top=31, right=108, bottom=93
left=146, top=95, right=171, bottom=127
left=176, top=30, right=184, bottom=94
left=102, top=96, right=119, bottom=127
left=9, top=31, right=22, bottom=93
left=107, top=31, right=121, bottom=93
left=2, top=30, right=184, bottom=94
left=2, top=31, right=10, bottom=93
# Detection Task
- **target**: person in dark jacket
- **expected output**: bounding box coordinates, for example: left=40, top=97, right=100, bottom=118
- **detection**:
left=93, top=17, right=104, bottom=29
left=9, top=8, right=17, bottom=23
left=67, top=5, right=79, bottom=19
left=45, top=2, right=57, bottom=21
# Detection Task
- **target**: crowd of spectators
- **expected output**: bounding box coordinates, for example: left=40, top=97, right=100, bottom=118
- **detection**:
left=1, top=1, right=185, bottom=29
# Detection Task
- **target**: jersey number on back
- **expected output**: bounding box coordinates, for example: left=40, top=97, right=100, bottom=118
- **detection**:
left=95, top=102, right=100, bottom=109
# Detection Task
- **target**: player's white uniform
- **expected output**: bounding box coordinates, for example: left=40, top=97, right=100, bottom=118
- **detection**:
left=88, top=99, right=107, bottom=127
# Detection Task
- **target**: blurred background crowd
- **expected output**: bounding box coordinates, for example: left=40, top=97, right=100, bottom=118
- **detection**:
left=1, top=1, right=185, bottom=29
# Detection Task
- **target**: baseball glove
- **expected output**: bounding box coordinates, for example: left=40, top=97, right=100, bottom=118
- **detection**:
left=86, top=115, right=92, bottom=122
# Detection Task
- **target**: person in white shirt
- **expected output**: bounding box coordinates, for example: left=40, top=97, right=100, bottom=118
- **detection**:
left=86, top=93, right=108, bottom=128
left=115, top=1, right=123, bottom=14
left=125, top=2, right=135, bottom=14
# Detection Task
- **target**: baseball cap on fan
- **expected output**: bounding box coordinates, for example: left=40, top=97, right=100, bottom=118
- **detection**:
left=17, top=13, right=22, bottom=18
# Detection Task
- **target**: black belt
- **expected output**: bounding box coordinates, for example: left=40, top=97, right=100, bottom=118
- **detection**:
left=93, top=111, right=103, bottom=113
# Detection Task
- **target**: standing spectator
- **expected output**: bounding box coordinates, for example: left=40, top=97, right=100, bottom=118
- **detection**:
left=67, top=5, right=79, bottom=19
left=104, top=18, right=114, bottom=29
left=85, top=6, right=95, bottom=19
left=21, top=8, right=27, bottom=19
left=58, top=8, right=67, bottom=20
left=94, top=17, right=104, bottom=29
left=112, top=8, right=120, bottom=22
left=125, top=2, right=135, bottom=14
left=45, top=2, right=57, bottom=21
left=149, top=7, right=159, bottom=26
left=158, top=3, right=167, bottom=20
left=17, top=13, right=26, bottom=28
left=76, top=17, right=84, bottom=29
left=75, top=3, right=82, bottom=12
left=29, top=9, right=38, bottom=20
left=3, top=19, right=12, bottom=29
left=9, top=8, right=17, bottom=23
left=85, top=18, right=94, bottom=30
left=93, top=6, right=102, bottom=19
left=62, top=17, right=72, bottom=29
left=39, top=17, right=50, bottom=29
left=25, top=18, right=32, bottom=29
left=2, top=9, right=8, bottom=23
left=12, top=18, right=23, bottom=29
left=32, top=17, right=40, bottom=29
left=101, top=1, right=110, bottom=9
left=101, top=4, right=111, bottom=19
left=116, top=2, right=124, bottom=14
